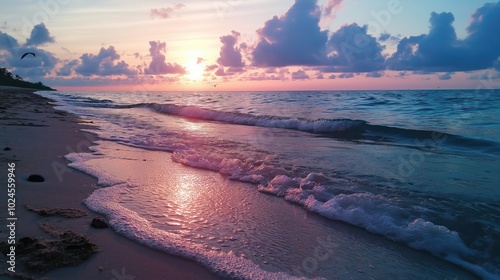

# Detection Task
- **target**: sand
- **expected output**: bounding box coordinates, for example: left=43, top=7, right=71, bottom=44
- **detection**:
left=0, top=87, right=222, bottom=280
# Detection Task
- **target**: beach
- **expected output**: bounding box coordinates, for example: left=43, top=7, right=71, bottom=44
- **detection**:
left=1, top=87, right=497, bottom=279
left=0, top=87, right=222, bottom=280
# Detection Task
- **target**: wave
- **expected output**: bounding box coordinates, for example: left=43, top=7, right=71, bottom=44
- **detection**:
left=143, top=103, right=366, bottom=135
left=139, top=103, right=500, bottom=154
left=68, top=147, right=499, bottom=280
left=258, top=176, right=499, bottom=279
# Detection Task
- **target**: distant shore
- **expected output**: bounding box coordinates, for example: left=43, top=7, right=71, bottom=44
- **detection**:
left=0, top=87, right=222, bottom=279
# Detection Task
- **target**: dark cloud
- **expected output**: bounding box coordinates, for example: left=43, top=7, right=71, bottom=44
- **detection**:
left=438, top=72, right=453, bottom=80
left=378, top=32, right=391, bottom=42
left=144, top=41, right=185, bottom=75
left=0, top=28, right=58, bottom=78
left=388, top=2, right=500, bottom=72
left=75, top=46, right=137, bottom=76
left=25, top=23, right=55, bottom=46
left=338, top=72, right=354, bottom=79
left=464, top=1, right=500, bottom=69
left=366, top=71, right=384, bottom=78
left=252, top=0, right=328, bottom=67
left=9, top=47, right=59, bottom=77
left=378, top=32, right=400, bottom=43
left=397, top=71, right=408, bottom=78
left=250, top=0, right=384, bottom=73
left=0, top=31, right=19, bottom=54
left=57, top=59, right=79, bottom=76
left=150, top=4, right=185, bottom=19
left=324, top=23, right=385, bottom=72
left=291, top=69, right=310, bottom=80
left=217, top=31, right=245, bottom=67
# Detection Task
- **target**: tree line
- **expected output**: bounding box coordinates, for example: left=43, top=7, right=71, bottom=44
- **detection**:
left=0, top=67, right=55, bottom=90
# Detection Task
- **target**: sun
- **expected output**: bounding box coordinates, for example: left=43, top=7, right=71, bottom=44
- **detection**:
left=185, top=59, right=204, bottom=81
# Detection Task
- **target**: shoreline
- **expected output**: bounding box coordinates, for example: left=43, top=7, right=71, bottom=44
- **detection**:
left=0, top=87, right=222, bottom=279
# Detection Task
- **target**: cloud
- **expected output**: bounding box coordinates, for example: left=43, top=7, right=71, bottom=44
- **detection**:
left=9, top=47, right=59, bottom=77
left=378, top=32, right=400, bottom=43
left=0, top=31, right=19, bottom=53
left=338, top=72, right=354, bottom=79
left=75, top=46, right=137, bottom=76
left=324, top=23, right=386, bottom=72
left=57, top=59, right=79, bottom=76
left=366, top=71, right=384, bottom=78
left=25, top=23, right=55, bottom=46
left=217, top=31, right=245, bottom=67
left=252, top=0, right=328, bottom=67
left=0, top=27, right=58, bottom=78
left=468, top=69, right=500, bottom=80
left=438, top=72, right=453, bottom=80
left=150, top=4, right=185, bottom=19
left=291, top=69, right=310, bottom=80
left=464, top=1, right=500, bottom=69
left=323, top=0, right=343, bottom=18
left=250, top=0, right=384, bottom=73
left=144, top=41, right=185, bottom=75
left=214, top=66, right=244, bottom=76
left=388, top=2, right=500, bottom=72
left=205, top=64, right=218, bottom=72
left=244, top=69, right=289, bottom=81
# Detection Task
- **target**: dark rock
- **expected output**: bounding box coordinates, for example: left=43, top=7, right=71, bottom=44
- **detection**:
left=3, top=147, right=11, bottom=151
left=27, top=174, right=45, bottom=182
left=6, top=223, right=99, bottom=273
left=91, top=217, right=109, bottom=229
left=25, top=204, right=87, bottom=218
left=17, top=237, right=47, bottom=254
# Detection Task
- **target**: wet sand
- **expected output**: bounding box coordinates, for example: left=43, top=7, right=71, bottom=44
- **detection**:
left=0, top=87, right=222, bottom=280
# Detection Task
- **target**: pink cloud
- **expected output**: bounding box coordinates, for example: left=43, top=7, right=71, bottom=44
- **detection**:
left=323, top=0, right=343, bottom=18
left=217, top=31, right=245, bottom=67
left=144, top=41, right=185, bottom=75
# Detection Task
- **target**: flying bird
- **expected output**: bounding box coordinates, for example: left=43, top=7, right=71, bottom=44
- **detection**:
left=21, top=52, right=36, bottom=59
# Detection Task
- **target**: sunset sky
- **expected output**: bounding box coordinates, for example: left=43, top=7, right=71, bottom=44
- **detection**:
left=1, top=0, right=499, bottom=91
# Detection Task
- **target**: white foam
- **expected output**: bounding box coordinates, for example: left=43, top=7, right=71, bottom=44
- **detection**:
left=170, top=147, right=495, bottom=278
left=63, top=141, right=309, bottom=279
left=84, top=184, right=309, bottom=280
left=172, top=149, right=287, bottom=185
left=65, top=150, right=125, bottom=187
left=258, top=177, right=500, bottom=280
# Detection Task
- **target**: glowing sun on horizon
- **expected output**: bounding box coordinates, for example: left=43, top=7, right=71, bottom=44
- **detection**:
left=185, top=59, right=204, bottom=81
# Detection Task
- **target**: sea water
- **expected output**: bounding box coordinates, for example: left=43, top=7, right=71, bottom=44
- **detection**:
left=36, top=90, right=500, bottom=279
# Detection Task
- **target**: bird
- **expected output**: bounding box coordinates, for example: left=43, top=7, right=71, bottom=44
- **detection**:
left=21, top=52, right=36, bottom=59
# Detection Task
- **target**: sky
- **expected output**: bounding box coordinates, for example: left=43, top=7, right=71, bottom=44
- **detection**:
left=1, top=0, right=499, bottom=91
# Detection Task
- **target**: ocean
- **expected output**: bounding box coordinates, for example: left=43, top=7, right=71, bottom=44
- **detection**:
left=36, top=89, right=500, bottom=279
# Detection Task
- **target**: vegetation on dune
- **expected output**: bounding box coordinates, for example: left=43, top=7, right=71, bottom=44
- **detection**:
left=0, top=67, right=55, bottom=90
